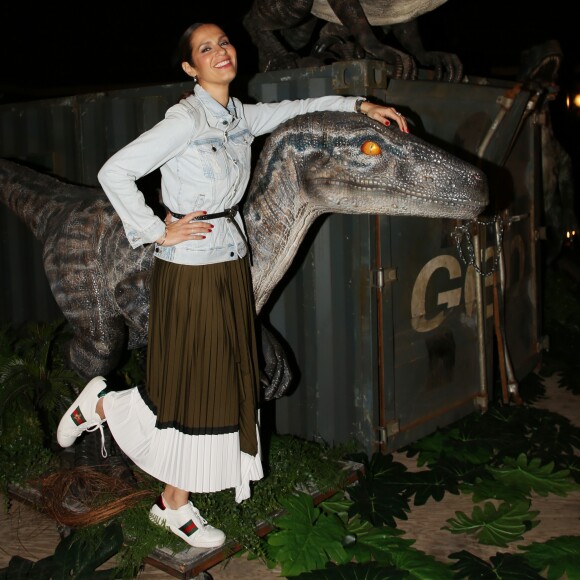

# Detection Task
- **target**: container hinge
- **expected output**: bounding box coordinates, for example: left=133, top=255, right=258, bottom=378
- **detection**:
left=376, top=420, right=400, bottom=444
left=372, top=267, right=397, bottom=288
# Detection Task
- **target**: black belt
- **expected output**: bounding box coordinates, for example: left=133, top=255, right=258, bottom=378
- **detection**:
left=169, top=205, right=239, bottom=222
left=167, top=205, right=252, bottom=263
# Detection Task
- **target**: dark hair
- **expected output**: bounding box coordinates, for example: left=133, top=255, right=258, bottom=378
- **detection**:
left=176, top=22, right=208, bottom=67
left=173, top=22, right=226, bottom=101
left=173, top=23, right=208, bottom=100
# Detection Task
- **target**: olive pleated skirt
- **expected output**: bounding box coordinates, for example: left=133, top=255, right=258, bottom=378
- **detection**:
left=103, top=256, right=263, bottom=502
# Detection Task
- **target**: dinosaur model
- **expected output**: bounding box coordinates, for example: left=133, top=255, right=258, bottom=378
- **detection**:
left=0, top=112, right=488, bottom=400
left=243, top=0, right=463, bottom=81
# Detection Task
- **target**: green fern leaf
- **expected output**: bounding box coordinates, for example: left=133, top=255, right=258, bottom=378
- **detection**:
left=403, top=414, right=505, bottom=470
left=51, top=523, right=124, bottom=578
left=568, top=456, right=580, bottom=484
left=390, top=548, right=453, bottom=579
left=460, top=478, right=531, bottom=503
left=365, top=452, right=410, bottom=488
left=293, top=561, right=407, bottom=578
left=443, top=501, right=539, bottom=547
left=268, top=492, right=349, bottom=576
left=319, top=491, right=353, bottom=524
left=519, top=536, right=580, bottom=580
left=347, top=484, right=410, bottom=528
left=449, top=550, right=544, bottom=578
left=522, top=407, right=580, bottom=459
left=488, top=453, right=580, bottom=497
left=344, top=516, right=411, bottom=564
left=407, top=468, right=461, bottom=506
left=347, top=454, right=411, bottom=527
left=404, top=428, right=461, bottom=466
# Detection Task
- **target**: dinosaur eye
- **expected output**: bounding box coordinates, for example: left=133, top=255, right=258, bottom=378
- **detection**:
left=361, top=141, right=381, bottom=156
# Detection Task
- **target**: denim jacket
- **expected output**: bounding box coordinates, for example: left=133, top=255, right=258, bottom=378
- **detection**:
left=97, top=84, right=361, bottom=266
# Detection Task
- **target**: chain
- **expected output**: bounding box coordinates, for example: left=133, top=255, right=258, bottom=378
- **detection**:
left=452, top=215, right=503, bottom=277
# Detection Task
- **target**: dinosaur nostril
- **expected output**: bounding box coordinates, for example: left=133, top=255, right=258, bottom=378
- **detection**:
left=361, top=141, right=381, bottom=156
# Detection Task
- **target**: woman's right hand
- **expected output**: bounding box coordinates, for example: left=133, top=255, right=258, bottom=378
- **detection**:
left=157, top=211, right=214, bottom=246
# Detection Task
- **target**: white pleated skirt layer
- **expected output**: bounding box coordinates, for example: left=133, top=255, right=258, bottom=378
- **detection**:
left=103, top=387, right=263, bottom=503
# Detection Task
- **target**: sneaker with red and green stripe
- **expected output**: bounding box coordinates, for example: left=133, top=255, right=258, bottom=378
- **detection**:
left=149, top=494, right=226, bottom=549
left=56, top=376, right=108, bottom=457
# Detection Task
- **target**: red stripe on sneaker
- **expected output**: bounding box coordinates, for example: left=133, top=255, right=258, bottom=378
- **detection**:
left=71, top=407, right=86, bottom=426
left=180, top=520, right=198, bottom=536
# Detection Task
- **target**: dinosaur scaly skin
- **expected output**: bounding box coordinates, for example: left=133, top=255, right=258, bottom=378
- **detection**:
left=243, top=0, right=463, bottom=81
left=246, top=112, right=487, bottom=311
left=0, top=112, right=487, bottom=398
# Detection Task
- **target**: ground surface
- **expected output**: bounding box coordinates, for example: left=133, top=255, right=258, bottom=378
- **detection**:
left=1, top=373, right=578, bottom=579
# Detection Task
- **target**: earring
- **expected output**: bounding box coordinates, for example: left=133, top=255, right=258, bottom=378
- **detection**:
left=193, top=76, right=198, bottom=83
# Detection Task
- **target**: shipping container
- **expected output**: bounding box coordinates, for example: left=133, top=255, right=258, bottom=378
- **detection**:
left=0, top=58, right=554, bottom=580
left=248, top=60, right=546, bottom=453
left=0, top=62, right=548, bottom=457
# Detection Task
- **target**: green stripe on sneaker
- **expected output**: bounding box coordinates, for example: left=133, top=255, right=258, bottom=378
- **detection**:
left=180, top=520, right=198, bottom=536
left=70, top=407, right=86, bottom=426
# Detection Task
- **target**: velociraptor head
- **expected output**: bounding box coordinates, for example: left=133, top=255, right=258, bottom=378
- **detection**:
left=252, top=111, right=488, bottom=220
left=245, top=111, right=489, bottom=314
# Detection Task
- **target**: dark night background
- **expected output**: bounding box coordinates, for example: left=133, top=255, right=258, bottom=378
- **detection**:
left=1, top=1, right=578, bottom=179
left=0, top=1, right=577, bottom=100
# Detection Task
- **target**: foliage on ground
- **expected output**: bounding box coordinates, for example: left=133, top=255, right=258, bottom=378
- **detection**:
left=540, top=261, right=580, bottom=394
left=1, top=265, right=580, bottom=578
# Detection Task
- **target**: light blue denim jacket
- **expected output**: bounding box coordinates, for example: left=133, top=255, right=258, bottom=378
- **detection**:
left=97, top=84, right=361, bottom=266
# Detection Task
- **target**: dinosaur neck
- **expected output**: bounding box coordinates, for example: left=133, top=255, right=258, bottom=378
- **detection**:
left=245, top=173, right=323, bottom=314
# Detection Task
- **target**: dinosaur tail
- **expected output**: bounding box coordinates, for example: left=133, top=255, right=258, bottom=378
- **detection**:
left=0, top=158, right=101, bottom=244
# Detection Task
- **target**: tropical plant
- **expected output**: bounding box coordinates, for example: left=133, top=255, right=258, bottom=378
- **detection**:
left=540, top=266, right=580, bottom=394
left=0, top=319, right=83, bottom=444
left=2, top=263, right=580, bottom=578
left=0, top=320, right=82, bottom=492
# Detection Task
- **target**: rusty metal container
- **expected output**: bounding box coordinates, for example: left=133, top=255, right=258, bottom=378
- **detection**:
left=0, top=61, right=547, bottom=456
left=249, top=60, right=546, bottom=453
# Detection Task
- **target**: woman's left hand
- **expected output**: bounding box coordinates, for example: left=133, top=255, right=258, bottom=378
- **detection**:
left=361, top=103, right=409, bottom=133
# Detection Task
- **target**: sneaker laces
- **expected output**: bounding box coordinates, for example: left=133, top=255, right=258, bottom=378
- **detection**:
left=190, top=504, right=208, bottom=527
left=86, top=421, right=108, bottom=458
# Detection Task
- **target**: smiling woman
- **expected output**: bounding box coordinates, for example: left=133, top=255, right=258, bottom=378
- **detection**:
left=50, top=18, right=409, bottom=551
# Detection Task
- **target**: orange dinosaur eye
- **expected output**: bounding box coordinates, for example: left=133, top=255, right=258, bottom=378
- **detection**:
left=361, top=141, right=381, bottom=156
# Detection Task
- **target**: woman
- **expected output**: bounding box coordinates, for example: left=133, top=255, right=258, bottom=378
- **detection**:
left=56, top=22, right=408, bottom=549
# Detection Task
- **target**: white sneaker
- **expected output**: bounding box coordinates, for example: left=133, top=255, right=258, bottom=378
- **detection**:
left=56, top=376, right=108, bottom=456
left=149, top=495, right=226, bottom=549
